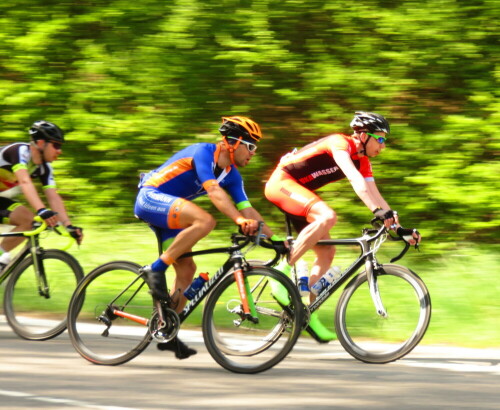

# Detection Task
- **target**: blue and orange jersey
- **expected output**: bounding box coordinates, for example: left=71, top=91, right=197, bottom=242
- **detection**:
left=278, top=134, right=373, bottom=191
left=140, top=143, right=249, bottom=205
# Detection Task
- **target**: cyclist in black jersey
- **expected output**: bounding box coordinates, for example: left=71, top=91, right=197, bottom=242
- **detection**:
left=0, top=121, right=83, bottom=269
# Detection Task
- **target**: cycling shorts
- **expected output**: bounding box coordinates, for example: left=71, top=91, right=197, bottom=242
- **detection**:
left=265, top=169, right=322, bottom=219
left=0, top=197, right=22, bottom=224
left=134, top=188, right=189, bottom=243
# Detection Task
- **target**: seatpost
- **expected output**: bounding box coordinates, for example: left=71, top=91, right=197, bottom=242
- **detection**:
left=285, top=215, right=294, bottom=246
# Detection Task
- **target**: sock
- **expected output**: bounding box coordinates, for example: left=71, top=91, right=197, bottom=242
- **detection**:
left=151, top=258, right=169, bottom=273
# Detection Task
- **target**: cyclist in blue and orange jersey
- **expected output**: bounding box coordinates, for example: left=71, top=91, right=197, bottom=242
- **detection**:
left=265, top=112, right=421, bottom=341
left=135, top=116, right=284, bottom=359
left=0, top=121, right=83, bottom=269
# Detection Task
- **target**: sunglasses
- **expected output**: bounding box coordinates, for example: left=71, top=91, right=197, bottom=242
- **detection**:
left=366, top=132, right=387, bottom=144
left=227, top=137, right=258, bottom=152
left=50, top=142, right=63, bottom=150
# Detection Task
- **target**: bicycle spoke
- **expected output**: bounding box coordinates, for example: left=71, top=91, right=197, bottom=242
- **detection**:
left=203, top=267, right=303, bottom=373
left=4, top=250, right=83, bottom=340
left=335, top=265, right=431, bottom=363
left=68, top=261, right=153, bottom=365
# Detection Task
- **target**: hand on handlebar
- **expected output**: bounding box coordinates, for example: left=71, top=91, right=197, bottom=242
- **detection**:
left=396, top=226, right=421, bottom=247
left=36, top=208, right=58, bottom=227
left=66, top=225, right=84, bottom=245
left=270, top=238, right=289, bottom=255
left=235, top=216, right=259, bottom=236
left=373, top=208, right=398, bottom=228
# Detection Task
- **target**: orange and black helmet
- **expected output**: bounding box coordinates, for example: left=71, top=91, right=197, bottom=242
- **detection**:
left=219, top=116, right=262, bottom=143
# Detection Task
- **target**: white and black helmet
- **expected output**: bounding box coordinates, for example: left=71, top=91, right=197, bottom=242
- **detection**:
left=29, top=120, right=65, bottom=143
left=350, top=111, right=390, bottom=134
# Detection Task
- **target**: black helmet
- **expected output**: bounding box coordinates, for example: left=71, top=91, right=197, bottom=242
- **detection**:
left=350, top=112, right=390, bottom=134
left=219, top=116, right=262, bottom=143
left=29, top=120, right=65, bottom=143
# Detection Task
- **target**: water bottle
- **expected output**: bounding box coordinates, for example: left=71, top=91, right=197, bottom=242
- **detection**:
left=184, top=272, right=209, bottom=300
left=330, top=266, right=342, bottom=281
left=295, top=259, right=310, bottom=297
left=310, top=266, right=341, bottom=296
left=0, top=252, right=11, bottom=270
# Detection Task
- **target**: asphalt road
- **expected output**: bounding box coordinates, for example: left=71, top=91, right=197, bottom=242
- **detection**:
left=1, top=318, right=499, bottom=409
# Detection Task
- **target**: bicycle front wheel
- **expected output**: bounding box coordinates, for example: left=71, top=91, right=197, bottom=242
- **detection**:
left=203, top=266, right=303, bottom=374
left=3, top=249, right=83, bottom=341
left=67, top=261, right=153, bottom=366
left=335, top=264, right=431, bottom=363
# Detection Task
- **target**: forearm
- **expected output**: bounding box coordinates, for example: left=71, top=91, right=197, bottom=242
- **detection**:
left=207, top=186, right=243, bottom=223
left=350, top=177, right=381, bottom=212
left=46, top=190, right=71, bottom=226
left=366, top=180, right=390, bottom=210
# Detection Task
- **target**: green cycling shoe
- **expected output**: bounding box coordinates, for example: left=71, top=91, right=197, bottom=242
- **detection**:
left=307, top=311, right=337, bottom=343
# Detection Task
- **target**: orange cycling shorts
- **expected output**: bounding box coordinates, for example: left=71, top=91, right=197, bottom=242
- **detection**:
left=265, top=169, right=322, bottom=218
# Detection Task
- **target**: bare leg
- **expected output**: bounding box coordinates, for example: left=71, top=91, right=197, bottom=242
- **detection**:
left=289, top=201, right=337, bottom=265
left=161, top=201, right=216, bottom=261
left=0, top=206, right=33, bottom=252
left=170, top=256, right=197, bottom=313
left=151, top=201, right=215, bottom=308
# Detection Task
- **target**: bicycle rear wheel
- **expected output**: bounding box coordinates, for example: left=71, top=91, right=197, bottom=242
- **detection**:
left=3, top=249, right=83, bottom=341
left=67, top=261, right=153, bottom=365
left=203, top=266, right=303, bottom=374
left=335, top=264, right=431, bottom=363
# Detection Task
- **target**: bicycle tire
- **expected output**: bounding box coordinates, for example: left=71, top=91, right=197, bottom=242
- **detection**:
left=67, top=261, right=153, bottom=366
left=335, top=264, right=431, bottom=364
left=203, top=266, right=303, bottom=374
left=3, top=249, right=83, bottom=341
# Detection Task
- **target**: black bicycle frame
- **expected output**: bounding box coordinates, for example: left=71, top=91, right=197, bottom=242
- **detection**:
left=292, top=225, right=388, bottom=315
left=177, top=251, right=246, bottom=321
left=0, top=233, right=40, bottom=285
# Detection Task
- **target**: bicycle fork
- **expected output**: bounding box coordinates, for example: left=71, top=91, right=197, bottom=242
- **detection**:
left=31, top=237, right=50, bottom=299
left=365, top=258, right=388, bottom=318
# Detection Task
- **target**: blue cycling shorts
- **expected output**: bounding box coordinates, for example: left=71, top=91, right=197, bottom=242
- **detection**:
left=134, top=187, right=186, bottom=244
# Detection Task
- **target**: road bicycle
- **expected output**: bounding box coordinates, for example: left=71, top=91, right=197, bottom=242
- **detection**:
left=1, top=217, right=83, bottom=340
left=276, top=216, right=431, bottom=364
left=67, top=224, right=304, bottom=374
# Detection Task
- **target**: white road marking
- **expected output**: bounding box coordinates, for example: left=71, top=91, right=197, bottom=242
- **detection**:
left=0, top=389, right=139, bottom=410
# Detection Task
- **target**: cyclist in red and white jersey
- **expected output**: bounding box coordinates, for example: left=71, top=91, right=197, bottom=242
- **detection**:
left=265, top=112, right=420, bottom=340
left=0, top=121, right=83, bottom=269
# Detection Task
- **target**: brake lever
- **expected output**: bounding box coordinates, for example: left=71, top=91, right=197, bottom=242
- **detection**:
left=52, top=224, right=64, bottom=235
left=390, top=242, right=410, bottom=263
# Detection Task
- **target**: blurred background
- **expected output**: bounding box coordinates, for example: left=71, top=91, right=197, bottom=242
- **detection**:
left=0, top=0, right=498, bottom=346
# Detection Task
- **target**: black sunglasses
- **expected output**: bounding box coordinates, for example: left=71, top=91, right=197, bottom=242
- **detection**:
left=50, top=141, right=63, bottom=150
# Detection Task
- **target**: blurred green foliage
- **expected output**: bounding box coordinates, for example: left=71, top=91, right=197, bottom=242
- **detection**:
left=0, top=0, right=498, bottom=243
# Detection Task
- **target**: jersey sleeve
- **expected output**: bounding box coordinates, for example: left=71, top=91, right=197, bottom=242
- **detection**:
left=41, top=163, right=56, bottom=189
left=9, top=145, right=31, bottom=172
left=328, top=134, right=350, bottom=152
left=191, top=145, right=218, bottom=190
